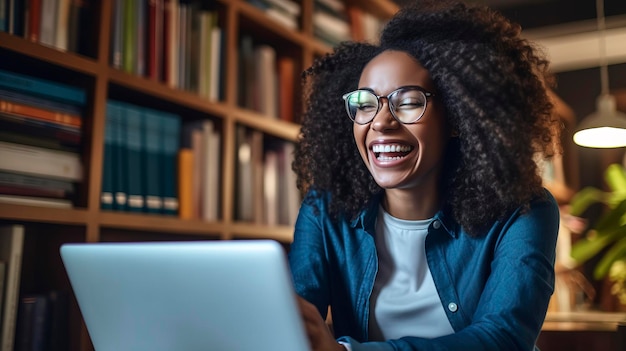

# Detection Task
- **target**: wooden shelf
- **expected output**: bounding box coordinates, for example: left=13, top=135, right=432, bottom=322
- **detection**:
left=0, top=1, right=400, bottom=349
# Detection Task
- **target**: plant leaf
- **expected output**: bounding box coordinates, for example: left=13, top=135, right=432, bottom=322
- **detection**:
left=593, top=233, right=626, bottom=280
left=569, top=187, right=606, bottom=216
left=570, top=227, right=624, bottom=264
left=604, top=164, right=626, bottom=193
left=595, top=199, right=626, bottom=232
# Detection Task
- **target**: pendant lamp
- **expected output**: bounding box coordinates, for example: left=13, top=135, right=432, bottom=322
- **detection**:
left=572, top=0, right=626, bottom=148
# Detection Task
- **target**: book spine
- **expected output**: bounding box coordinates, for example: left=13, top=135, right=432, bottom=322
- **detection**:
left=28, top=0, right=42, bottom=42
left=108, top=101, right=127, bottom=211
left=143, top=109, right=163, bottom=213
left=160, top=111, right=180, bottom=215
left=0, top=141, right=82, bottom=181
left=177, top=148, right=193, bottom=219
left=0, top=69, right=86, bottom=105
left=101, top=103, right=115, bottom=210
left=111, top=0, right=124, bottom=69
left=0, top=114, right=81, bottom=145
left=124, top=104, right=144, bottom=212
left=0, top=224, right=25, bottom=351
left=0, top=99, right=82, bottom=128
left=0, top=87, right=83, bottom=115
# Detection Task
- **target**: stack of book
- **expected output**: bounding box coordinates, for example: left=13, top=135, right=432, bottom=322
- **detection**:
left=109, top=0, right=224, bottom=100
left=246, top=0, right=301, bottom=30
left=0, top=69, right=85, bottom=209
left=0, top=0, right=96, bottom=54
left=313, top=0, right=350, bottom=46
left=235, top=126, right=300, bottom=226
left=238, top=35, right=297, bottom=122
left=177, top=119, right=221, bottom=222
left=102, top=101, right=181, bottom=215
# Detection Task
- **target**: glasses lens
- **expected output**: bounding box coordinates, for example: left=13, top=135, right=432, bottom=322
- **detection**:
left=389, top=88, right=427, bottom=123
left=345, top=90, right=379, bottom=124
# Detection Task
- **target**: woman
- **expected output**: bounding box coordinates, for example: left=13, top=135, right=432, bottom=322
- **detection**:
left=289, top=1, right=560, bottom=350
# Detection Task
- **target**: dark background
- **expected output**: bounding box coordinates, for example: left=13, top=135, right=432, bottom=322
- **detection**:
left=394, top=0, right=626, bottom=191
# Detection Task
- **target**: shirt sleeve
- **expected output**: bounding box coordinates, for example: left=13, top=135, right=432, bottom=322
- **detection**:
left=340, top=192, right=559, bottom=351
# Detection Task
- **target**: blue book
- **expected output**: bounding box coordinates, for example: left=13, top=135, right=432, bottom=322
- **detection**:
left=101, top=103, right=115, bottom=210
left=142, top=108, right=163, bottom=214
left=0, top=69, right=86, bottom=106
left=107, top=101, right=127, bottom=211
left=123, top=103, right=144, bottom=213
left=159, top=111, right=181, bottom=216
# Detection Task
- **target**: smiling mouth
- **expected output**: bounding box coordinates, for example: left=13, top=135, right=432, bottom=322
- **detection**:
left=371, top=144, right=414, bottom=161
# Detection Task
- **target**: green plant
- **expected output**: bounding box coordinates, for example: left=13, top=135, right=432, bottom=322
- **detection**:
left=569, top=163, right=626, bottom=303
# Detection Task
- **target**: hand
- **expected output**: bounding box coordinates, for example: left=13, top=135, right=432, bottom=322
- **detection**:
left=296, top=296, right=346, bottom=351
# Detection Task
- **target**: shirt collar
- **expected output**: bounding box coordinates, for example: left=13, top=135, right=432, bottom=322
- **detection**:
left=350, top=193, right=459, bottom=239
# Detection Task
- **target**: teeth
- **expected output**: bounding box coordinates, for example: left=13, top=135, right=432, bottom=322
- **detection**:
left=372, top=144, right=412, bottom=153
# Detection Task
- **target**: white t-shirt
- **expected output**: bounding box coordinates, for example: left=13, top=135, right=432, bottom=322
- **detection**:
left=368, top=206, right=455, bottom=341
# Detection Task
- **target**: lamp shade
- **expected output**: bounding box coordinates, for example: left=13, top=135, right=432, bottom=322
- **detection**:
left=573, top=94, right=626, bottom=148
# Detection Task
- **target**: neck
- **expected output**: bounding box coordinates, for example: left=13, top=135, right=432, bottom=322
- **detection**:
left=382, top=186, right=440, bottom=221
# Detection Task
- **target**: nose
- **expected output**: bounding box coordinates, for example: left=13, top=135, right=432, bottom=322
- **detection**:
left=371, top=98, right=399, bottom=132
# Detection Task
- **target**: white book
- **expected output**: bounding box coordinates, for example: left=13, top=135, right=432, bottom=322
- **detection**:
left=236, top=126, right=253, bottom=221
left=265, top=0, right=301, bottom=16
left=263, top=150, right=279, bottom=226
left=39, top=0, right=59, bottom=47
left=0, top=141, right=82, bottom=181
left=55, top=0, right=71, bottom=50
left=208, top=26, right=222, bottom=102
left=201, top=120, right=220, bottom=222
left=282, top=142, right=300, bottom=226
left=0, top=225, right=25, bottom=351
left=0, top=194, right=72, bottom=208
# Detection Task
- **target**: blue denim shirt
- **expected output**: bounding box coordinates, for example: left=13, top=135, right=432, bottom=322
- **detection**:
left=288, top=189, right=559, bottom=351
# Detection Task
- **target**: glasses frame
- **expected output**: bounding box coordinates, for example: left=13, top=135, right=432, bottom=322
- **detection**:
left=342, top=85, right=436, bottom=125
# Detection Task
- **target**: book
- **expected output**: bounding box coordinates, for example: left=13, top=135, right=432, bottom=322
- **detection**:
left=0, top=99, right=82, bottom=128
left=106, top=101, right=128, bottom=211
left=235, top=126, right=253, bottom=221
left=0, top=194, right=73, bottom=208
left=0, top=87, right=83, bottom=116
left=201, top=119, right=220, bottom=221
left=27, top=0, right=42, bottom=42
left=110, top=0, right=124, bottom=68
left=0, top=69, right=86, bottom=106
left=123, top=103, right=145, bottom=212
left=0, top=141, right=82, bottom=181
left=39, top=0, right=59, bottom=47
left=0, top=224, right=25, bottom=351
left=56, top=0, right=72, bottom=51
left=101, top=107, right=115, bottom=210
left=45, top=291, right=69, bottom=351
left=253, top=45, right=277, bottom=118
left=177, top=148, right=194, bottom=219
left=277, top=56, right=295, bottom=122
left=263, top=149, right=279, bottom=225
left=0, top=114, right=81, bottom=146
left=160, top=111, right=181, bottom=215
left=142, top=109, right=163, bottom=213
left=14, top=295, right=49, bottom=351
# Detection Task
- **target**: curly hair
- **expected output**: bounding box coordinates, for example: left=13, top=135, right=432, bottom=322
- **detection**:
left=293, top=0, right=559, bottom=235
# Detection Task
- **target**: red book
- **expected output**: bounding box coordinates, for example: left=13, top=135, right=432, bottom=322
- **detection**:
left=277, top=56, right=295, bottom=122
left=28, top=0, right=43, bottom=42
left=147, top=0, right=163, bottom=81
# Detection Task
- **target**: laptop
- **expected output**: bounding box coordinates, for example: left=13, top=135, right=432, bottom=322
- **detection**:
left=60, top=240, right=311, bottom=351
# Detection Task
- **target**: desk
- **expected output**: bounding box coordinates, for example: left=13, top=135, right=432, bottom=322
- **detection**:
left=537, top=312, right=626, bottom=351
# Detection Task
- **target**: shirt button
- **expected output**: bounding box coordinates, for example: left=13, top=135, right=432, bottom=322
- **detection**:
left=448, top=302, right=458, bottom=312
left=432, top=220, right=441, bottom=229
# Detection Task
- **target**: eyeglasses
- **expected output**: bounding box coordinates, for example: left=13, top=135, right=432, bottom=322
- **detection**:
left=342, top=86, right=435, bottom=125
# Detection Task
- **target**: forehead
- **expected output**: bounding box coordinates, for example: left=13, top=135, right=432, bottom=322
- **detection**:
left=358, top=50, right=434, bottom=93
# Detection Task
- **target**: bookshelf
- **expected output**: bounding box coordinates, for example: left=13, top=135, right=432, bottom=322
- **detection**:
left=0, top=0, right=398, bottom=349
